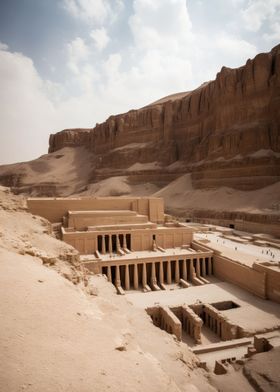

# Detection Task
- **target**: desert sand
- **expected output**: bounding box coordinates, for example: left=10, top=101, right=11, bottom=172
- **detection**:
left=153, top=173, right=280, bottom=216
left=1, top=145, right=279, bottom=220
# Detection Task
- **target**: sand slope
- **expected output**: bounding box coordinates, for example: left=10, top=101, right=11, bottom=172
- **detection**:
left=153, top=174, right=280, bottom=216
left=0, top=147, right=94, bottom=196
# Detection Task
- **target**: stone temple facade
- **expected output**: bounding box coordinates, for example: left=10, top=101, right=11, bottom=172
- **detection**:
left=27, top=197, right=214, bottom=294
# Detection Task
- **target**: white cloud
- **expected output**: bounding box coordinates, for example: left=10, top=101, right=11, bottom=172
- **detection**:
left=129, top=0, right=192, bottom=51
left=0, top=48, right=56, bottom=164
left=67, top=37, right=89, bottom=74
left=0, top=42, right=9, bottom=51
left=263, top=21, right=280, bottom=41
left=62, top=0, right=110, bottom=24
left=241, top=0, right=280, bottom=32
left=216, top=35, right=257, bottom=63
left=90, top=27, right=110, bottom=50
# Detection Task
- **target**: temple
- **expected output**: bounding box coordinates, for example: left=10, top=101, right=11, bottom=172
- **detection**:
left=27, top=196, right=214, bottom=294
left=27, top=195, right=280, bottom=356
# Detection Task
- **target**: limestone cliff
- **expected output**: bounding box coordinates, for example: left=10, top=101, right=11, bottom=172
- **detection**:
left=47, top=44, right=280, bottom=191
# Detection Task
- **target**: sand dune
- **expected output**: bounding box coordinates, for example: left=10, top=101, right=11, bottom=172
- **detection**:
left=153, top=174, right=280, bottom=216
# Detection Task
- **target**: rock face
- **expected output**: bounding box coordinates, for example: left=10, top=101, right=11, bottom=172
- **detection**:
left=49, top=128, right=92, bottom=153
left=1, top=45, right=280, bottom=204
left=47, top=45, right=280, bottom=191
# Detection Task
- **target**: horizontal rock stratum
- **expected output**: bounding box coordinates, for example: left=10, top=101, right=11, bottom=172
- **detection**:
left=48, top=44, right=280, bottom=191
left=0, top=45, right=279, bottom=232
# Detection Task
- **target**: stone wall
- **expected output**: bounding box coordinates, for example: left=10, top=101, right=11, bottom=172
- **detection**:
left=147, top=306, right=182, bottom=341
left=254, top=262, right=280, bottom=303
left=27, top=197, right=164, bottom=224
left=213, top=252, right=266, bottom=299
left=193, top=211, right=280, bottom=238
left=62, top=227, right=193, bottom=254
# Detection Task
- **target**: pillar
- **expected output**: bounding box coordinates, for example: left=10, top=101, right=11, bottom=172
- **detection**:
left=206, top=313, right=209, bottom=327
left=123, top=234, right=127, bottom=249
left=109, top=235, right=113, bottom=254
left=95, top=236, right=98, bottom=253
left=115, top=265, right=121, bottom=287
left=125, top=264, right=130, bottom=290
left=201, top=258, right=206, bottom=277
left=196, top=259, right=201, bottom=277
left=182, top=260, right=187, bottom=281
left=190, top=259, right=195, bottom=279
left=167, top=261, right=171, bottom=284
left=209, top=258, right=213, bottom=275
left=116, top=235, right=121, bottom=252
left=102, top=235, right=106, bottom=254
left=151, top=262, right=156, bottom=285
left=107, top=265, right=112, bottom=282
left=142, top=263, right=147, bottom=286
left=217, top=320, right=221, bottom=337
left=175, top=259, right=180, bottom=283
left=134, top=264, right=139, bottom=290
left=159, top=261, right=164, bottom=284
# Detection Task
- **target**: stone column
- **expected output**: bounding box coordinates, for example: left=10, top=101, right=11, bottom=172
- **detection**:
left=210, top=316, right=213, bottom=331
left=167, top=261, right=172, bottom=284
left=142, top=263, right=147, bottom=286
left=201, top=258, right=206, bottom=277
left=217, top=320, right=221, bottom=337
left=133, top=264, right=139, bottom=290
left=175, top=259, right=180, bottom=283
left=109, top=235, right=113, bottom=254
left=182, top=260, right=187, bottom=281
left=205, top=313, right=209, bottom=327
left=92, top=236, right=99, bottom=253
left=159, top=261, right=164, bottom=284
left=125, top=264, right=130, bottom=290
left=107, top=265, right=112, bottom=282
left=102, top=235, right=106, bottom=254
left=115, top=265, right=121, bottom=287
left=196, top=259, right=201, bottom=277
left=209, top=258, right=213, bottom=275
left=116, top=235, right=121, bottom=252
left=190, top=259, right=195, bottom=279
left=151, top=262, right=156, bottom=285
left=123, top=234, right=127, bottom=249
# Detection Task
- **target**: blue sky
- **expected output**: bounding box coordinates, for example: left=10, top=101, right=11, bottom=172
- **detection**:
left=0, top=0, right=279, bottom=164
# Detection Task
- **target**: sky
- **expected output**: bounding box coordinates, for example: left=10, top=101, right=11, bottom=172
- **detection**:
left=0, top=0, right=279, bottom=164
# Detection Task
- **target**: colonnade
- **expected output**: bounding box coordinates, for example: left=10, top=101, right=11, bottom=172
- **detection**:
left=102, top=257, right=213, bottom=291
left=181, top=305, right=203, bottom=344
left=147, top=306, right=182, bottom=341
left=202, top=304, right=238, bottom=340
left=97, top=233, right=131, bottom=254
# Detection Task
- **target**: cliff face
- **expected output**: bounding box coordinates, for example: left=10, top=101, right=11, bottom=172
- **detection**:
left=49, top=128, right=92, bottom=153
left=47, top=44, right=280, bottom=191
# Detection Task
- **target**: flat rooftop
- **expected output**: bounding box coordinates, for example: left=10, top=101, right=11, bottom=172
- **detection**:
left=68, top=210, right=138, bottom=216
left=194, top=231, right=280, bottom=267
left=126, top=281, right=280, bottom=334
left=81, top=246, right=212, bottom=263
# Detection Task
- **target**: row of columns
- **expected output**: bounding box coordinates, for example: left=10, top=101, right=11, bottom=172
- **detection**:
left=181, top=305, right=203, bottom=344
left=203, top=304, right=225, bottom=339
left=98, top=233, right=130, bottom=254
left=104, top=257, right=213, bottom=290
left=203, top=304, right=238, bottom=341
